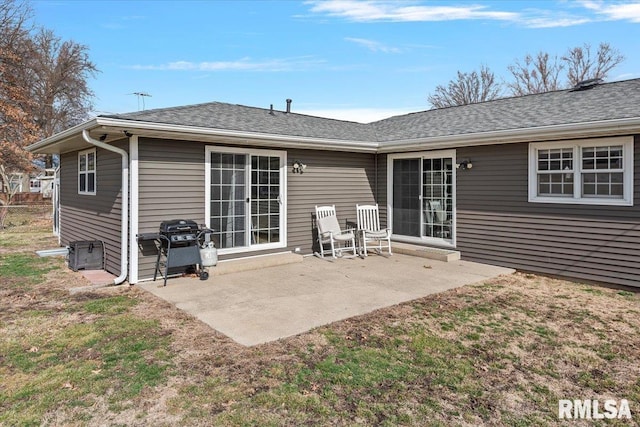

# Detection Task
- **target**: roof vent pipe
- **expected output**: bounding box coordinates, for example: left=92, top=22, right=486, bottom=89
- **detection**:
left=571, top=78, right=603, bottom=91
left=269, top=104, right=274, bottom=115
left=286, top=99, right=292, bottom=113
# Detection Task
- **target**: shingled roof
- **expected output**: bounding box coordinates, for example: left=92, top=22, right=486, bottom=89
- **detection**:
left=102, top=78, right=640, bottom=144
left=372, top=78, right=640, bottom=142
left=102, top=102, right=377, bottom=142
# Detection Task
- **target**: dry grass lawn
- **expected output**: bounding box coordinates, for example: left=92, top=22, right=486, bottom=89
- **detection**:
left=1, top=221, right=639, bottom=426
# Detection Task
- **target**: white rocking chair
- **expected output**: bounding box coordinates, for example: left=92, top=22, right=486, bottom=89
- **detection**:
left=356, top=204, right=392, bottom=257
left=426, top=200, right=451, bottom=238
left=315, top=205, right=357, bottom=258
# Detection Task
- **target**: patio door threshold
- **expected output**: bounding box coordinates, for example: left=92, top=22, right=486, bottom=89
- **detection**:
left=391, top=241, right=460, bottom=262
left=212, top=252, right=303, bottom=276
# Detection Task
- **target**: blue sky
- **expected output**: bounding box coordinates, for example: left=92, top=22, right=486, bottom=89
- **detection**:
left=32, top=0, right=640, bottom=123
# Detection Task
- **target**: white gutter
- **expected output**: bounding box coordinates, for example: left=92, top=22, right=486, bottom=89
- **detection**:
left=30, top=115, right=640, bottom=156
left=92, top=117, right=379, bottom=152
left=82, top=129, right=129, bottom=285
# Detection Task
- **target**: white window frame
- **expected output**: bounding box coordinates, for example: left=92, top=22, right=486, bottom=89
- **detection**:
left=386, top=150, right=457, bottom=248
left=204, top=146, right=287, bottom=255
left=78, top=148, right=97, bottom=195
left=528, top=137, right=633, bottom=206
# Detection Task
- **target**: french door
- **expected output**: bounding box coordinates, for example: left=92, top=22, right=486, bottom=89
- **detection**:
left=205, top=147, right=286, bottom=253
left=389, top=151, right=455, bottom=246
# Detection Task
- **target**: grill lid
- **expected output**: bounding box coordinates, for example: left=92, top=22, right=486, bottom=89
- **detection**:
left=159, top=219, right=199, bottom=234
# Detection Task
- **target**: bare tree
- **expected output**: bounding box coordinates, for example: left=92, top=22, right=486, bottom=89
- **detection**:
left=0, top=0, right=39, bottom=226
left=428, top=65, right=502, bottom=108
left=22, top=29, right=98, bottom=168
left=506, top=42, right=625, bottom=96
left=562, top=42, right=625, bottom=86
left=1, top=0, right=98, bottom=172
left=507, top=52, right=564, bottom=96
left=29, top=29, right=98, bottom=137
left=0, top=0, right=38, bottom=173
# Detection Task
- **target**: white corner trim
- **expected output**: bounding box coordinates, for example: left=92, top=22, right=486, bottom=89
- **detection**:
left=129, top=135, right=139, bottom=284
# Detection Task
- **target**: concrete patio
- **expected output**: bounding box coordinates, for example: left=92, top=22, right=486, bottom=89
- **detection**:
left=137, top=253, right=514, bottom=346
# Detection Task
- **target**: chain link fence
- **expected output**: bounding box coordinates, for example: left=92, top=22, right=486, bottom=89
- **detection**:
left=0, top=204, right=53, bottom=232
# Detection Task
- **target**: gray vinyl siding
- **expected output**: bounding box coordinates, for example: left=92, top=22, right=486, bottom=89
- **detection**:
left=136, top=138, right=287, bottom=280
left=455, top=136, right=640, bottom=287
left=137, top=138, right=206, bottom=280
left=59, top=141, right=126, bottom=275
left=136, top=140, right=379, bottom=280
left=286, top=149, right=378, bottom=253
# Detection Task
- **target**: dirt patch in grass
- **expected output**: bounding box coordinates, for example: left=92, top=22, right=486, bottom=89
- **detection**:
left=2, top=227, right=639, bottom=426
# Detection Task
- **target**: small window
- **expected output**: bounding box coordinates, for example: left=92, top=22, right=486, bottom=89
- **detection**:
left=78, top=149, right=96, bottom=195
left=529, top=137, right=633, bottom=206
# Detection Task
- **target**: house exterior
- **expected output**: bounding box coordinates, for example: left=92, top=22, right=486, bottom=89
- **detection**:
left=27, top=78, right=640, bottom=287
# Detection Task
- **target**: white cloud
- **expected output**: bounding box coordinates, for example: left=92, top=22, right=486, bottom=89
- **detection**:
left=578, top=1, right=640, bottom=22
left=519, top=14, right=591, bottom=28
left=128, top=57, right=325, bottom=72
left=306, top=0, right=640, bottom=28
left=345, top=37, right=402, bottom=53
left=306, top=0, right=519, bottom=22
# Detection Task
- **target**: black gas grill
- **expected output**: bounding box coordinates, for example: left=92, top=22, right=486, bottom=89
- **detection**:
left=137, top=219, right=209, bottom=286
left=159, top=219, right=199, bottom=247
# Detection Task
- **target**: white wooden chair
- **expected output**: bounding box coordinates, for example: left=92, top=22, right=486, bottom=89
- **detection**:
left=426, top=200, right=451, bottom=238
left=315, top=205, right=357, bottom=258
left=356, top=204, right=392, bottom=257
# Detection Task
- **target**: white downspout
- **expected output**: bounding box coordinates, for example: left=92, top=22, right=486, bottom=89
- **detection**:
left=82, top=129, right=129, bottom=285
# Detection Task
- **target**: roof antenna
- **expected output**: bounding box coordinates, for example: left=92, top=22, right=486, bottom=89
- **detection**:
left=129, top=92, right=152, bottom=110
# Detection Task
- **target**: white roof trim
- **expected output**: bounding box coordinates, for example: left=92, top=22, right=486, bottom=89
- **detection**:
left=95, top=117, right=379, bottom=153
left=27, top=115, right=640, bottom=155
left=26, top=119, right=98, bottom=152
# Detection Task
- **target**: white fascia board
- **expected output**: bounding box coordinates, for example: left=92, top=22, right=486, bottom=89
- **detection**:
left=26, top=115, right=640, bottom=155
left=377, top=117, right=640, bottom=153
left=93, top=117, right=379, bottom=153
left=26, top=119, right=99, bottom=153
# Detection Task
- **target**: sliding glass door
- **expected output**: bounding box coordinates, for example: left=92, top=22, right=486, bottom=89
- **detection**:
left=206, top=147, right=286, bottom=253
left=392, top=159, right=421, bottom=237
left=389, top=151, right=455, bottom=246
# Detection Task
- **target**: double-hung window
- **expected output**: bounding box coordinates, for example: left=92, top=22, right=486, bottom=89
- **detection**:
left=529, top=137, right=633, bottom=206
left=78, top=148, right=96, bottom=195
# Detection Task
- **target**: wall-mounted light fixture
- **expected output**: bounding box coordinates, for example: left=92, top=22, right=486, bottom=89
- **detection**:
left=456, top=160, right=473, bottom=170
left=292, top=160, right=307, bottom=174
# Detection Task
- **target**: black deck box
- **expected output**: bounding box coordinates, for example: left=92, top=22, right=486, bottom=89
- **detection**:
left=67, top=240, right=105, bottom=271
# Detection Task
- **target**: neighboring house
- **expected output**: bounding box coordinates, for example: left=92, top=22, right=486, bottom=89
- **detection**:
left=33, top=168, right=56, bottom=198
left=0, top=168, right=54, bottom=198
left=27, top=78, right=640, bottom=287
